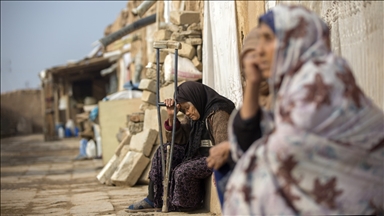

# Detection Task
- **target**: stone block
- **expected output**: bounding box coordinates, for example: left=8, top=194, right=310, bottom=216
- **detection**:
left=143, top=108, right=167, bottom=131
left=170, top=32, right=186, bottom=42
left=145, top=67, right=165, bottom=84
left=204, top=174, right=222, bottom=215
left=187, top=23, right=202, bottom=31
left=137, top=144, right=159, bottom=185
left=186, top=38, right=202, bottom=46
left=153, top=29, right=172, bottom=41
left=115, top=127, right=129, bottom=143
left=170, top=11, right=200, bottom=25
left=118, top=145, right=130, bottom=164
left=128, top=112, right=145, bottom=123
left=160, top=83, right=174, bottom=102
left=144, top=108, right=168, bottom=144
left=129, top=128, right=158, bottom=157
left=180, top=30, right=202, bottom=38
left=155, top=135, right=160, bottom=145
left=186, top=34, right=201, bottom=39
left=148, top=50, right=168, bottom=63
left=110, top=151, right=150, bottom=186
left=127, top=121, right=143, bottom=135
left=166, top=24, right=182, bottom=32
left=159, top=81, right=186, bottom=102
left=167, top=42, right=196, bottom=60
left=96, top=154, right=119, bottom=185
left=139, top=102, right=156, bottom=112
left=137, top=163, right=150, bottom=185
left=197, top=45, right=202, bottom=61
left=138, top=79, right=156, bottom=93
left=141, top=90, right=156, bottom=106
left=192, top=56, right=203, bottom=71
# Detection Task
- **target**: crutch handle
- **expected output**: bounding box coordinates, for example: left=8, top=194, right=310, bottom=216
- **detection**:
left=153, top=41, right=182, bottom=49
left=157, top=101, right=177, bottom=107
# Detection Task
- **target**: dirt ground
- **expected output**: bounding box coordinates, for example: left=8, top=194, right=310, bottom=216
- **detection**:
left=0, top=134, right=216, bottom=216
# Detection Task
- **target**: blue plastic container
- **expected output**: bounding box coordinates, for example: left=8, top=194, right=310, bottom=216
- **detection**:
left=74, top=127, right=79, bottom=137
left=65, top=128, right=72, bottom=137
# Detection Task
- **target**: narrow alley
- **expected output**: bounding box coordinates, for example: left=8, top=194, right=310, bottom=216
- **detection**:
left=0, top=134, right=214, bottom=216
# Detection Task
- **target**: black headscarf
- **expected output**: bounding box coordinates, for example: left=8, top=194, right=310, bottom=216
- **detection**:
left=176, top=81, right=235, bottom=160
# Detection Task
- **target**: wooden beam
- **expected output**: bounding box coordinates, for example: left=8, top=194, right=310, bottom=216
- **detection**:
left=53, top=85, right=59, bottom=125
left=64, top=80, right=71, bottom=122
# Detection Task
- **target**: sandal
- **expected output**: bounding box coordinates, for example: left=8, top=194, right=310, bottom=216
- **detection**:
left=125, top=198, right=161, bottom=213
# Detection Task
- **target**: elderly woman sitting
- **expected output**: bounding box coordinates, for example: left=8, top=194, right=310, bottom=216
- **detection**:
left=126, top=81, right=235, bottom=212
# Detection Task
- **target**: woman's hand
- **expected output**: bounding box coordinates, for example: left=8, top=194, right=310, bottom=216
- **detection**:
left=243, top=50, right=263, bottom=86
left=207, top=141, right=231, bottom=170
left=241, top=50, right=262, bottom=119
left=164, top=98, right=180, bottom=126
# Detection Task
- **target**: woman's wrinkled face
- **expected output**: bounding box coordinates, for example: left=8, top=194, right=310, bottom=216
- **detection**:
left=256, top=23, right=276, bottom=79
left=179, top=102, right=200, bottom=120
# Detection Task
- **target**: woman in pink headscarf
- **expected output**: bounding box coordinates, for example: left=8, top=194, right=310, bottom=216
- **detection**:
left=224, top=5, right=384, bottom=215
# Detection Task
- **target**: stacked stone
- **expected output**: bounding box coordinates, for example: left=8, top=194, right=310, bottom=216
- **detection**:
left=104, top=109, right=166, bottom=186
left=145, top=11, right=202, bottom=88
left=138, top=79, right=157, bottom=112
left=166, top=11, right=203, bottom=72
left=110, top=127, right=157, bottom=186
left=126, top=112, right=144, bottom=135
left=103, top=79, right=167, bottom=186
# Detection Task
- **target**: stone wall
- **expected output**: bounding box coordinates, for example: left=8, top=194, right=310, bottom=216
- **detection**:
left=1, top=89, right=43, bottom=137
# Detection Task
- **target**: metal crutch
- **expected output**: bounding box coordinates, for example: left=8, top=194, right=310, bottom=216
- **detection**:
left=153, top=41, right=181, bottom=213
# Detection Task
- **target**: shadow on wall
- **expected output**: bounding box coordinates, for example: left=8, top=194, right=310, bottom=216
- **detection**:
left=1, top=89, right=43, bottom=138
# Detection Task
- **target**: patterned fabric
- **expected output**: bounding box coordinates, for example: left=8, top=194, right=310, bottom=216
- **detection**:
left=224, top=5, right=384, bottom=215
left=149, top=143, right=185, bottom=209
left=171, top=156, right=212, bottom=208
left=149, top=143, right=211, bottom=210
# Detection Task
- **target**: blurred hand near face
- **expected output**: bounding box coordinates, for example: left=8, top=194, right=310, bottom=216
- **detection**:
left=207, top=141, right=231, bottom=170
left=243, top=50, right=263, bottom=86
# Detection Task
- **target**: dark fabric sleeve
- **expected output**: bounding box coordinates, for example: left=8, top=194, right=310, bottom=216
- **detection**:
left=164, top=118, right=181, bottom=131
left=233, top=109, right=262, bottom=152
left=164, top=118, right=190, bottom=144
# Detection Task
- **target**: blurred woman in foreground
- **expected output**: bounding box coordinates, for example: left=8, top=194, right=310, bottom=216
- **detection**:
left=224, top=5, right=384, bottom=215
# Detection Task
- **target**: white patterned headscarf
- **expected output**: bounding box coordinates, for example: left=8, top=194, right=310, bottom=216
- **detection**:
left=224, top=5, right=384, bottom=215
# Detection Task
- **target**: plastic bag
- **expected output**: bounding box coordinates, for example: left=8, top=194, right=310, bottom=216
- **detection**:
left=86, top=139, right=97, bottom=158
left=65, top=119, right=75, bottom=135
left=58, top=127, right=64, bottom=139
left=93, top=124, right=102, bottom=158
left=163, top=54, right=202, bottom=82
